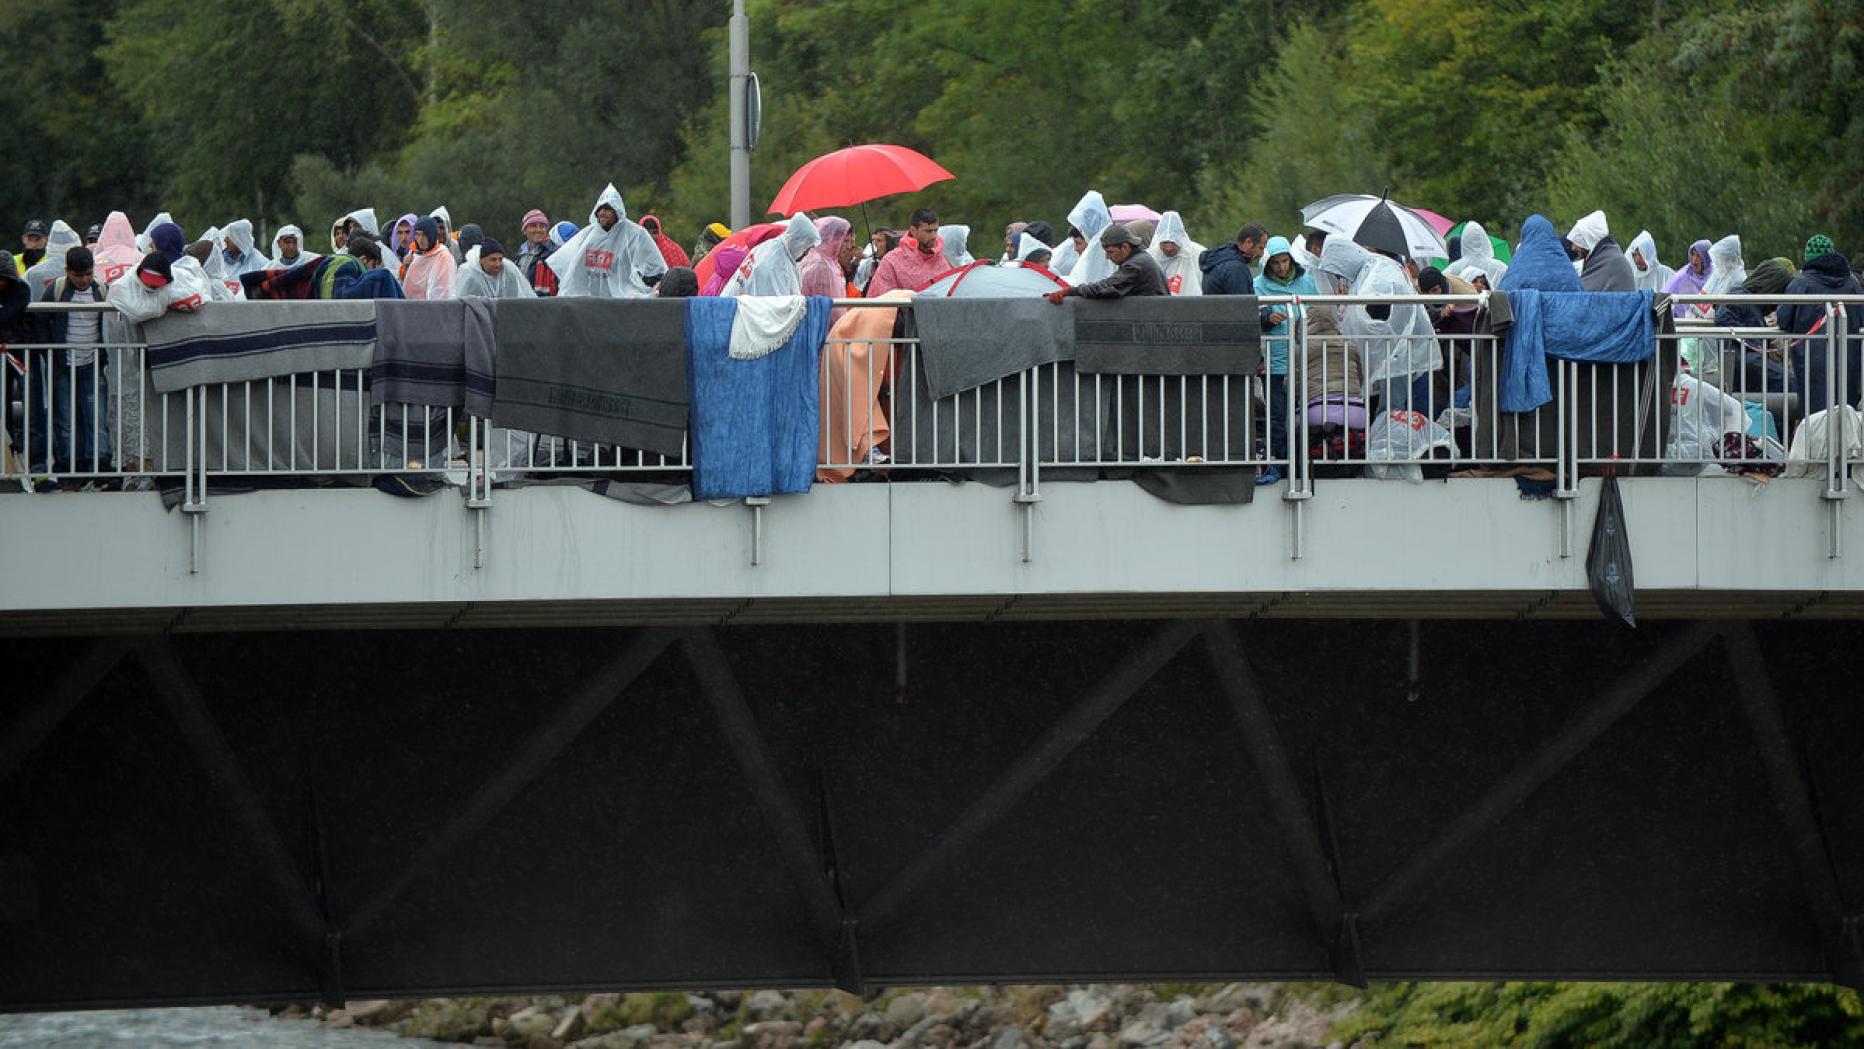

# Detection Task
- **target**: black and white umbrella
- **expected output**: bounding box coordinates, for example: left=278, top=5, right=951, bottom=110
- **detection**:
left=1300, top=194, right=1448, bottom=262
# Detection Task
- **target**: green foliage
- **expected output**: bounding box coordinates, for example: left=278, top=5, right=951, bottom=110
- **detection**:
left=1336, top=981, right=1864, bottom=1048
left=5, top=0, right=1863, bottom=272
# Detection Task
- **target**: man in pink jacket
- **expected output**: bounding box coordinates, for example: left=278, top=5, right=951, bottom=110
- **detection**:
left=865, top=208, right=949, bottom=296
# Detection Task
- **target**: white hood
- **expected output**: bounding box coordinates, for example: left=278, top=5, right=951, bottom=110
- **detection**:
left=1567, top=210, right=1609, bottom=253
left=1066, top=191, right=1117, bottom=284
left=724, top=214, right=818, bottom=297
left=453, top=245, right=534, bottom=299
left=136, top=212, right=173, bottom=255
left=546, top=183, right=668, bottom=298
left=23, top=221, right=82, bottom=296
left=938, top=224, right=973, bottom=268
left=1627, top=230, right=1674, bottom=294
left=1702, top=234, right=1746, bottom=297
left=1147, top=211, right=1205, bottom=296
left=269, top=224, right=316, bottom=266
left=1323, top=237, right=1441, bottom=384
left=1448, top=221, right=1507, bottom=287
left=1016, top=233, right=1050, bottom=262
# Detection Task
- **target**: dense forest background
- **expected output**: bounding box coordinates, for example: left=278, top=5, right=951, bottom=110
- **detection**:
left=4, top=0, right=1861, bottom=263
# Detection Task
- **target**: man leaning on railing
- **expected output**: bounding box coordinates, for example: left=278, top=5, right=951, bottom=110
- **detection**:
left=34, top=247, right=113, bottom=483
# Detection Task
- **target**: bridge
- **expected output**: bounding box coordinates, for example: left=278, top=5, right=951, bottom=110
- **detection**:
left=2, top=294, right=1862, bottom=1010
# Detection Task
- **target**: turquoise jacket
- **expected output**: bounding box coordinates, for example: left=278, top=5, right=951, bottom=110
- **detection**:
left=1253, top=236, right=1318, bottom=374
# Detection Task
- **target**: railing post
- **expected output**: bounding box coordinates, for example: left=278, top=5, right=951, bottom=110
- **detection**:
left=1285, top=307, right=1312, bottom=561
left=1012, top=367, right=1039, bottom=563
left=1824, top=303, right=1848, bottom=558
left=465, top=415, right=492, bottom=570
left=183, top=386, right=208, bottom=573
left=746, top=496, right=771, bottom=566
left=1553, top=361, right=1579, bottom=557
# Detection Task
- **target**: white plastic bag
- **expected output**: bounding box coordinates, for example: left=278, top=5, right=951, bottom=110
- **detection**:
left=1665, top=371, right=1745, bottom=466
left=1364, top=408, right=1456, bottom=481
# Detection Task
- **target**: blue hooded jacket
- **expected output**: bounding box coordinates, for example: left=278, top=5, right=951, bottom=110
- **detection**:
left=1253, top=236, right=1318, bottom=374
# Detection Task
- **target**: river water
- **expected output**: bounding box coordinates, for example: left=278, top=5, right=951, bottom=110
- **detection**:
left=0, top=1007, right=446, bottom=1047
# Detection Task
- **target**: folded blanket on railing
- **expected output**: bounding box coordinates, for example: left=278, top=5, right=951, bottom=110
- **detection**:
left=1072, top=296, right=1262, bottom=375
left=909, top=297, right=1075, bottom=399
left=686, top=296, right=831, bottom=499
left=1500, top=289, right=1655, bottom=412
left=490, top=297, right=689, bottom=457
left=372, top=299, right=496, bottom=414
left=142, top=301, right=378, bottom=393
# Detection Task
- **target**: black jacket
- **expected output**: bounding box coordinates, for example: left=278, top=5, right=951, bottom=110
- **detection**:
left=35, top=276, right=108, bottom=345
left=1198, top=241, right=1253, bottom=295
left=0, top=277, right=30, bottom=344
left=1073, top=249, right=1167, bottom=299
left=1777, top=252, right=1864, bottom=338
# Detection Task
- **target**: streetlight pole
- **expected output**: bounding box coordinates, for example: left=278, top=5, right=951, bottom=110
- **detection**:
left=729, top=0, right=751, bottom=229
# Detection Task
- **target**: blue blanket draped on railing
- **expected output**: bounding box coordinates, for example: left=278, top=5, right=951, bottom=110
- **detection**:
left=1500, top=289, right=1655, bottom=412
left=685, top=296, right=832, bottom=500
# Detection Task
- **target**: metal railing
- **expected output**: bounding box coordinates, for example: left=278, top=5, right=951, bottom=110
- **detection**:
left=6, top=294, right=1861, bottom=510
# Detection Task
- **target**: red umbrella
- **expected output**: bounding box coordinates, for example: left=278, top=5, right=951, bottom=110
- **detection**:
left=768, top=144, right=955, bottom=216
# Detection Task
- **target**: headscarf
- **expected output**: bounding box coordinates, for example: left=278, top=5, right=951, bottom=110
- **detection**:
left=136, top=212, right=174, bottom=255
left=1806, top=234, right=1836, bottom=263
left=94, top=212, right=143, bottom=283
left=938, top=224, right=974, bottom=268
left=1148, top=211, right=1205, bottom=296
left=640, top=215, right=692, bottom=269
left=801, top=216, right=854, bottom=313
left=700, top=245, right=747, bottom=296
left=1016, top=233, right=1052, bottom=264
left=1498, top=215, right=1584, bottom=293
left=1701, top=234, right=1746, bottom=297
left=1662, top=238, right=1715, bottom=316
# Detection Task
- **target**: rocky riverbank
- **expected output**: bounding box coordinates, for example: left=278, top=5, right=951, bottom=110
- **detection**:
left=277, top=983, right=1361, bottom=1049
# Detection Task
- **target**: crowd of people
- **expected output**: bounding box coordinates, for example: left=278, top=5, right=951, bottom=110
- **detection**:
left=3, top=183, right=1862, bottom=490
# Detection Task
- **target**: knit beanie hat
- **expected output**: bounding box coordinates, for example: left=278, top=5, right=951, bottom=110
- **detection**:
left=521, top=209, right=548, bottom=229
left=1806, top=234, right=1835, bottom=262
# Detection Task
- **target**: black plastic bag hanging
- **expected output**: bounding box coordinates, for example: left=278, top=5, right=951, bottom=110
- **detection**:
left=1586, top=473, right=1636, bottom=627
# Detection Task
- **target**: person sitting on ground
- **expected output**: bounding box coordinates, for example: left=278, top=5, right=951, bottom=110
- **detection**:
left=1044, top=224, right=1167, bottom=302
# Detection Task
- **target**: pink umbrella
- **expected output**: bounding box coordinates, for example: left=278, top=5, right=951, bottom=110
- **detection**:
left=1412, top=208, right=1456, bottom=236
left=1109, top=204, right=1160, bottom=223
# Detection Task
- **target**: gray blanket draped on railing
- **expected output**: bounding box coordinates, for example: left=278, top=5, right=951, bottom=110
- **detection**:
left=141, top=301, right=377, bottom=394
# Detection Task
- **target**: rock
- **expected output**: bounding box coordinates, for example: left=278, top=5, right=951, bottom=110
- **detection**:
left=473, top=1038, right=505, bottom=1048
left=1202, top=985, right=1272, bottom=1018
left=576, top=1036, right=635, bottom=1049
left=923, top=1023, right=959, bottom=1049
left=988, top=1027, right=1025, bottom=1049
left=1117, top=1022, right=1170, bottom=1049
left=747, top=991, right=790, bottom=1021
left=1161, top=1002, right=1197, bottom=1031
left=898, top=1013, right=943, bottom=1048
left=886, top=993, right=929, bottom=1031
left=1202, top=1028, right=1236, bottom=1049
left=1070, top=992, right=1114, bottom=1034
left=846, top=1011, right=896, bottom=1043
left=1060, top=1039, right=1088, bottom=1049
left=688, top=995, right=717, bottom=1014
left=524, top=1038, right=563, bottom=1049
left=322, top=1013, right=355, bottom=1029
left=509, top=1006, right=560, bottom=1040
left=847, top=1041, right=890, bottom=1049
left=583, top=994, right=623, bottom=1021
left=741, top=1019, right=804, bottom=1049
left=1087, top=1035, right=1118, bottom=1049
left=553, top=1010, right=587, bottom=1042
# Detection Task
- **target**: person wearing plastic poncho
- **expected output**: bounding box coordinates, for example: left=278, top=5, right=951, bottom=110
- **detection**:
left=937, top=224, right=974, bottom=269
left=722, top=213, right=820, bottom=298
left=1566, top=210, right=1636, bottom=292
left=22, top=221, right=82, bottom=300
left=429, top=206, right=462, bottom=263
left=1053, top=190, right=1114, bottom=284
left=1701, top=234, right=1746, bottom=299
left=1317, top=237, right=1441, bottom=415
left=134, top=212, right=172, bottom=255
left=402, top=216, right=457, bottom=300
left=330, top=208, right=381, bottom=255
left=1447, top=220, right=1507, bottom=289
left=205, top=219, right=269, bottom=299
left=1627, top=231, right=1674, bottom=295
left=93, top=212, right=143, bottom=286
left=1147, top=211, right=1204, bottom=296
left=269, top=224, right=316, bottom=269
left=453, top=236, right=538, bottom=474
left=547, top=184, right=666, bottom=298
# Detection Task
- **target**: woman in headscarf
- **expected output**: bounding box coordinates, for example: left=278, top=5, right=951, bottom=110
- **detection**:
left=1628, top=231, right=1674, bottom=294
left=402, top=216, right=457, bottom=300
left=722, top=214, right=821, bottom=298
left=800, top=216, right=856, bottom=321
left=1148, top=211, right=1205, bottom=296
left=1663, top=239, right=1715, bottom=317
left=640, top=215, right=691, bottom=269
left=1700, top=234, right=1746, bottom=298
left=692, top=222, right=730, bottom=266
left=700, top=246, right=746, bottom=297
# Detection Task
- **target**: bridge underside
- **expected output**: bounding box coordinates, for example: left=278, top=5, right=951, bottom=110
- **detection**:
left=2, top=619, right=1860, bottom=1011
